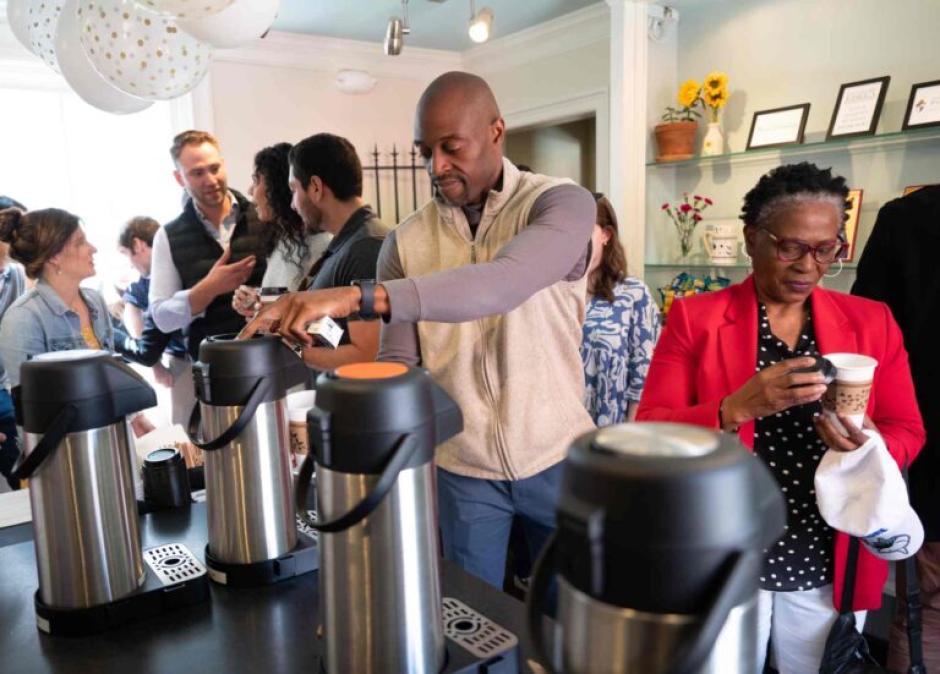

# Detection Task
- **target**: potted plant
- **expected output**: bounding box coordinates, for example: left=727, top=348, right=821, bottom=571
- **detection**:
left=701, top=71, right=730, bottom=156
left=654, top=79, right=702, bottom=161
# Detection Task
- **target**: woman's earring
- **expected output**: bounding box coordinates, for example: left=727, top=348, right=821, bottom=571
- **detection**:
left=823, top=258, right=844, bottom=278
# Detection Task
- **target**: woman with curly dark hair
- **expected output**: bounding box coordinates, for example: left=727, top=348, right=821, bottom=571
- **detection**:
left=233, top=142, right=331, bottom=315
left=637, top=162, right=924, bottom=673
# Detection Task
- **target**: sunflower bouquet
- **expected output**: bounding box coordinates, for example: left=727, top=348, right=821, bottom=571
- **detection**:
left=662, top=79, right=703, bottom=123
left=702, top=71, right=729, bottom=122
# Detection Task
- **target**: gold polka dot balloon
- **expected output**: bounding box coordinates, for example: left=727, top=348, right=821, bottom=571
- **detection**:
left=27, top=1, right=64, bottom=72
left=133, top=0, right=233, bottom=20
left=78, top=0, right=211, bottom=100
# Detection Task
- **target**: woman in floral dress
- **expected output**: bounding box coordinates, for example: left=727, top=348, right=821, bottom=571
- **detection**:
left=580, top=194, right=661, bottom=426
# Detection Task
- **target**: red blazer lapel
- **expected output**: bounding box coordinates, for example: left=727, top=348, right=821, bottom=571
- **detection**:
left=811, top=287, right=859, bottom=356
left=718, top=277, right=759, bottom=448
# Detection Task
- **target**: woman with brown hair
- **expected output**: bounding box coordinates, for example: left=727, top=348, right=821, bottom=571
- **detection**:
left=0, top=207, right=154, bottom=410
left=580, top=194, right=661, bottom=425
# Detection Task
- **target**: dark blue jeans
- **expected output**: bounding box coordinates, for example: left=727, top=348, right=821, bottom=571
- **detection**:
left=0, top=389, right=20, bottom=488
left=437, top=461, right=564, bottom=589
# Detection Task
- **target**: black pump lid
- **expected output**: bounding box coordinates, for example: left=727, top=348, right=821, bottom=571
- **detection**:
left=311, top=363, right=463, bottom=474
left=193, top=334, right=307, bottom=406
left=18, top=350, right=157, bottom=433
left=556, top=422, right=785, bottom=612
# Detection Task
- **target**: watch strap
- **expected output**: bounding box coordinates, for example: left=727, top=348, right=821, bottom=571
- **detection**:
left=352, top=279, right=377, bottom=320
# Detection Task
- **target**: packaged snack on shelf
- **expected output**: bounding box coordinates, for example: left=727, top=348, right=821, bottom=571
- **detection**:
left=658, top=272, right=731, bottom=318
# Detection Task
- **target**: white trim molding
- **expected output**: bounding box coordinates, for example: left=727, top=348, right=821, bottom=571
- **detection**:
left=607, top=0, right=650, bottom=280
left=462, top=3, right=609, bottom=74
left=213, top=30, right=460, bottom=83
left=503, top=89, right=610, bottom=195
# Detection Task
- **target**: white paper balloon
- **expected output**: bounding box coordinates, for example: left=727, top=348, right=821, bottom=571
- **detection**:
left=55, top=0, right=153, bottom=113
left=6, top=0, right=36, bottom=55
left=78, top=0, right=211, bottom=101
left=27, top=0, right=63, bottom=71
left=133, top=0, right=232, bottom=20
left=176, top=0, right=278, bottom=49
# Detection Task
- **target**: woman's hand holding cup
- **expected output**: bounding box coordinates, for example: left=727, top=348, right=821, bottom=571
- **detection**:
left=720, top=357, right=828, bottom=431
left=814, top=413, right=870, bottom=452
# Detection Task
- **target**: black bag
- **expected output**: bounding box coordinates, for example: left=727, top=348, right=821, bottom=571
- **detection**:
left=818, top=535, right=928, bottom=674
left=819, top=538, right=885, bottom=674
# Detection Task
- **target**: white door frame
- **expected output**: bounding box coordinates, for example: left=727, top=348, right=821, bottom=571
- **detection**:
left=502, top=88, right=610, bottom=195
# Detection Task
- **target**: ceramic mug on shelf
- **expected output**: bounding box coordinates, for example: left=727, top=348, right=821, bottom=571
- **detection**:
left=703, top=220, right=741, bottom=265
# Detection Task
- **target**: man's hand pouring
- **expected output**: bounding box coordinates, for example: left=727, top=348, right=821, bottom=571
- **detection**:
left=237, top=287, right=366, bottom=345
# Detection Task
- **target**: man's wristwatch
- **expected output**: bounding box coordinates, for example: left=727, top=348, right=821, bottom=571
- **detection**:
left=351, top=279, right=378, bottom=320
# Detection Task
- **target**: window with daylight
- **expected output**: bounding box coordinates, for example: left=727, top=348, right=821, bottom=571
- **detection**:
left=0, top=63, right=193, bottom=303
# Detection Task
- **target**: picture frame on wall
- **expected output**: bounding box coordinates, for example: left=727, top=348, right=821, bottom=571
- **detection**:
left=826, top=76, right=890, bottom=139
left=746, top=104, right=811, bottom=150
left=842, top=189, right=863, bottom=262
left=903, top=79, right=940, bottom=130
left=903, top=184, right=937, bottom=196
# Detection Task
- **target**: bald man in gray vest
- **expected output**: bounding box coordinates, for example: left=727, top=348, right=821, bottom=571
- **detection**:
left=243, top=72, right=596, bottom=587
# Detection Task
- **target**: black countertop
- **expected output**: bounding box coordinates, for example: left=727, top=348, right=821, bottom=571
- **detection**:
left=0, top=502, right=535, bottom=674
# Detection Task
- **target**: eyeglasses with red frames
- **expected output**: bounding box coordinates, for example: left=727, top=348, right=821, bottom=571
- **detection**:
left=758, top=227, right=848, bottom=264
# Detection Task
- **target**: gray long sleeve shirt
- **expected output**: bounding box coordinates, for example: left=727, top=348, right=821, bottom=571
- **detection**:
left=377, top=182, right=595, bottom=366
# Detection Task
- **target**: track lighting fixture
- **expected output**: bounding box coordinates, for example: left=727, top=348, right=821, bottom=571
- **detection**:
left=468, top=0, right=493, bottom=44
left=384, top=0, right=410, bottom=56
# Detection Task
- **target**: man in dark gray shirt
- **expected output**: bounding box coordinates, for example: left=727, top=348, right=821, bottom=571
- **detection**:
left=243, top=72, right=595, bottom=587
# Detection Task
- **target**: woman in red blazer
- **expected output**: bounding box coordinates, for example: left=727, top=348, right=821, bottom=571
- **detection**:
left=637, top=163, right=924, bottom=674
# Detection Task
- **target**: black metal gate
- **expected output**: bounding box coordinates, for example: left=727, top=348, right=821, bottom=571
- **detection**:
left=362, top=144, right=433, bottom=225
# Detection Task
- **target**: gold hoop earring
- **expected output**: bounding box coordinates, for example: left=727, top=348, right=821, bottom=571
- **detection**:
left=823, top=258, right=843, bottom=278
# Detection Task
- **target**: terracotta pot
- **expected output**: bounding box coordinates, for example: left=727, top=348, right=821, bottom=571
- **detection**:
left=654, top=121, right=698, bottom=162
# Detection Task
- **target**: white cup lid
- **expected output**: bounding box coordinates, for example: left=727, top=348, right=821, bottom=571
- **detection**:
left=287, top=390, right=316, bottom=422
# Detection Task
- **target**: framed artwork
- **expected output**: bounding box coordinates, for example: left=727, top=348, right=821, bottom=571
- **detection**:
left=842, top=189, right=863, bottom=262
left=903, top=184, right=937, bottom=196
left=902, top=79, right=940, bottom=130
left=826, top=76, right=890, bottom=139
left=747, top=103, right=811, bottom=150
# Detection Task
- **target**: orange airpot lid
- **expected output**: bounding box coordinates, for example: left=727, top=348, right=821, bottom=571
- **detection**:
left=334, top=362, right=408, bottom=380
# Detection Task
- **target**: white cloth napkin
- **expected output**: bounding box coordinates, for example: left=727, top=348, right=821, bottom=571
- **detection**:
left=814, top=429, right=923, bottom=561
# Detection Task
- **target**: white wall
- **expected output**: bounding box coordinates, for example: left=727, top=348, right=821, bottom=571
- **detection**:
left=677, top=0, right=940, bottom=150
left=203, top=6, right=612, bottom=220
left=469, top=38, right=609, bottom=125
left=465, top=3, right=610, bottom=193
left=205, top=32, right=460, bottom=221
left=208, top=61, right=427, bottom=196
left=505, top=118, right=597, bottom=190
left=644, top=0, right=940, bottom=292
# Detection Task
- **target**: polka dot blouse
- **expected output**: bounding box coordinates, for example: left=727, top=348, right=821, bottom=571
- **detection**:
left=754, top=302, right=834, bottom=592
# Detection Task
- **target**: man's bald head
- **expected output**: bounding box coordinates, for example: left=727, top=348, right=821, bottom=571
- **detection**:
left=418, top=71, right=501, bottom=122
left=414, top=71, right=506, bottom=207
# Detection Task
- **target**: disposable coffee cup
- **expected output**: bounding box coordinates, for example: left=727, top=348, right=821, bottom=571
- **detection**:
left=821, top=353, right=878, bottom=432
left=287, top=390, right=316, bottom=464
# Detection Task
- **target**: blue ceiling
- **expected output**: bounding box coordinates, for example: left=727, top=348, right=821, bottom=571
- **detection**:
left=271, top=0, right=602, bottom=51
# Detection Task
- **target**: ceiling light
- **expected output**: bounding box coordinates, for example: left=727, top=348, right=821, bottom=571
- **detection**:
left=384, top=0, right=411, bottom=56
left=335, top=69, right=377, bottom=95
left=468, top=1, right=493, bottom=44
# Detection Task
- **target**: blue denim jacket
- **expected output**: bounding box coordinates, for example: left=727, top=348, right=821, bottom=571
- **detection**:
left=0, top=279, right=114, bottom=388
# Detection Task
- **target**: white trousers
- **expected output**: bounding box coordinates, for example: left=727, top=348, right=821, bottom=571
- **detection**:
left=756, top=585, right=867, bottom=674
